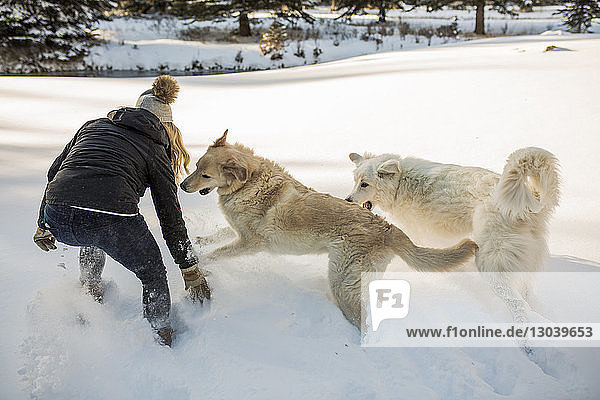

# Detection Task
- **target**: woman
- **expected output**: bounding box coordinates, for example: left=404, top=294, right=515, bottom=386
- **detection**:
left=33, top=75, right=210, bottom=346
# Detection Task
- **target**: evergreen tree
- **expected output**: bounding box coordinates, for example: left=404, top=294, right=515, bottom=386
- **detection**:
left=336, top=1, right=406, bottom=22
left=417, top=0, right=523, bottom=35
left=117, top=0, right=172, bottom=15
left=174, top=1, right=315, bottom=37
left=0, top=0, right=112, bottom=72
left=259, top=20, right=288, bottom=58
left=555, top=0, right=600, bottom=32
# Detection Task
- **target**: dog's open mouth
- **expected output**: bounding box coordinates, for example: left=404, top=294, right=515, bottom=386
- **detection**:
left=199, top=188, right=212, bottom=196
left=362, top=201, right=373, bottom=210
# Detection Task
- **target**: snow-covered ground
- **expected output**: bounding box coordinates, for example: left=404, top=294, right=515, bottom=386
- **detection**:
left=1, top=32, right=600, bottom=399
left=82, top=6, right=600, bottom=72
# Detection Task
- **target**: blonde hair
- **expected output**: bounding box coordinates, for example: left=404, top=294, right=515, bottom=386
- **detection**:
left=162, top=122, right=190, bottom=182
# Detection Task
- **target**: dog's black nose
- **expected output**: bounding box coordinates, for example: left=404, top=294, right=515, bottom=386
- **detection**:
left=180, top=181, right=187, bottom=191
left=345, top=197, right=353, bottom=202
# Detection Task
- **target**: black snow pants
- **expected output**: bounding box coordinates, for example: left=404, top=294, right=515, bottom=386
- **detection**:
left=43, top=204, right=171, bottom=330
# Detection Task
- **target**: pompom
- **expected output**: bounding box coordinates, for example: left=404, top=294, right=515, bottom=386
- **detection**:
left=152, top=75, right=179, bottom=104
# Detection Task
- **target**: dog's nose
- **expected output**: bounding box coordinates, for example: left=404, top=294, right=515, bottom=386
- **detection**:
left=345, top=197, right=353, bottom=203
left=180, top=181, right=188, bottom=191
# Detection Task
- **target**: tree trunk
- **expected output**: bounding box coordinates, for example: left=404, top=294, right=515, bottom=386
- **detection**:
left=331, top=0, right=335, bottom=12
left=378, top=3, right=386, bottom=23
left=474, top=1, right=485, bottom=35
left=239, top=12, right=251, bottom=36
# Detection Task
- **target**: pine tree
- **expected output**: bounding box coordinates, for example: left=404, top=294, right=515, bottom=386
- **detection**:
left=555, top=0, right=600, bottom=32
left=174, top=1, right=315, bottom=37
left=117, top=0, right=172, bottom=15
left=259, top=20, right=288, bottom=58
left=0, top=0, right=112, bottom=72
left=336, top=1, right=406, bottom=23
left=417, top=0, right=522, bottom=35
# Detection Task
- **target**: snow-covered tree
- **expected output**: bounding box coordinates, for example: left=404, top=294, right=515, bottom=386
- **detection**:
left=174, top=0, right=315, bottom=37
left=0, top=0, right=112, bottom=72
left=336, top=1, right=406, bottom=23
left=555, top=0, right=600, bottom=32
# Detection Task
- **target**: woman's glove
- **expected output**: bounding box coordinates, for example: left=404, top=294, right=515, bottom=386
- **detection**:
left=33, top=227, right=57, bottom=251
left=181, top=264, right=211, bottom=303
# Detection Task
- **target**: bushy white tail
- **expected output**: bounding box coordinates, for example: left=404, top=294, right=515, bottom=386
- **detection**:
left=493, top=147, right=560, bottom=221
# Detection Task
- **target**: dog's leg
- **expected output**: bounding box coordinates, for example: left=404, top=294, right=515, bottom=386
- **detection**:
left=483, top=274, right=537, bottom=356
left=327, top=247, right=365, bottom=328
left=206, top=238, right=261, bottom=261
left=196, top=227, right=236, bottom=246
left=487, top=275, right=530, bottom=324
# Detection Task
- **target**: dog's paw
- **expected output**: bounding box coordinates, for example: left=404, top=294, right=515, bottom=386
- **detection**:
left=195, top=236, right=214, bottom=246
left=195, top=227, right=235, bottom=246
left=203, top=251, right=220, bottom=263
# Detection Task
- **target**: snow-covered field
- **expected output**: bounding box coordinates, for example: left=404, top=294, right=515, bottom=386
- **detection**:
left=1, top=32, right=600, bottom=399
left=83, top=6, right=600, bottom=72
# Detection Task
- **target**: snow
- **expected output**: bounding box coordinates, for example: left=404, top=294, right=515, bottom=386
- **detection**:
left=80, top=6, right=600, bottom=73
left=87, top=15, right=458, bottom=72
left=1, top=33, right=600, bottom=399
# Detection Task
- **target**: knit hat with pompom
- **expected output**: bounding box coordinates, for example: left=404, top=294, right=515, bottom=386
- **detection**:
left=135, top=75, right=180, bottom=123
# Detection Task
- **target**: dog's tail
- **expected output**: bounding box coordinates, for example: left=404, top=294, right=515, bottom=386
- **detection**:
left=387, top=226, right=478, bottom=272
left=494, top=147, right=560, bottom=221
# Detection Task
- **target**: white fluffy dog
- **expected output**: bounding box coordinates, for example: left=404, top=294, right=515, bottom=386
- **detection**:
left=346, top=147, right=560, bottom=325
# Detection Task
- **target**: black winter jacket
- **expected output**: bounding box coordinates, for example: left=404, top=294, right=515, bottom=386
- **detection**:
left=38, top=107, right=198, bottom=269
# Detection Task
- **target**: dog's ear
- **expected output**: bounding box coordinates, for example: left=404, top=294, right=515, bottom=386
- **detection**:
left=222, top=158, right=248, bottom=184
left=213, top=129, right=229, bottom=147
left=349, top=153, right=363, bottom=164
left=377, top=160, right=401, bottom=175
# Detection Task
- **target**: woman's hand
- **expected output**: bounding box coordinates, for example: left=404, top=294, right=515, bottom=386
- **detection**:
left=33, top=227, right=57, bottom=251
left=181, top=264, right=211, bottom=303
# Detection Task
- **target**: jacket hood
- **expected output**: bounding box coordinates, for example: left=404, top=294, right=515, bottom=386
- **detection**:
left=107, top=107, right=169, bottom=147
